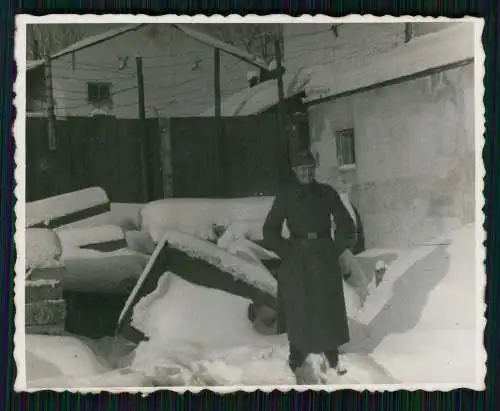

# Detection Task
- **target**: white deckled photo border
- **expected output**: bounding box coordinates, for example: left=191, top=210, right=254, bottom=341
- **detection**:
left=13, top=13, right=486, bottom=394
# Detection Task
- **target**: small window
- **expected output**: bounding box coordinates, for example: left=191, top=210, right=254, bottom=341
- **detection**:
left=87, top=82, right=113, bottom=107
left=335, top=128, right=356, bottom=169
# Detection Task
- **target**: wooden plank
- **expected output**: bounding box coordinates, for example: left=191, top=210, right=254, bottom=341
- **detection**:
left=26, top=323, right=65, bottom=336
left=29, top=266, right=67, bottom=283
left=26, top=279, right=63, bottom=303
left=56, top=224, right=126, bottom=251
left=116, top=235, right=277, bottom=336
left=29, top=202, right=111, bottom=229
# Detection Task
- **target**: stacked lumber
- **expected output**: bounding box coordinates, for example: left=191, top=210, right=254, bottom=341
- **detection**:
left=26, top=187, right=110, bottom=229
left=25, top=278, right=66, bottom=335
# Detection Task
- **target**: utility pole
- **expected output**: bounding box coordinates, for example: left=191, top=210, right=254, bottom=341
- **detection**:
left=136, top=56, right=146, bottom=120
left=43, top=55, right=60, bottom=196
left=214, top=47, right=224, bottom=197
left=214, top=48, right=221, bottom=118
left=136, top=56, right=149, bottom=201
left=274, top=35, right=290, bottom=180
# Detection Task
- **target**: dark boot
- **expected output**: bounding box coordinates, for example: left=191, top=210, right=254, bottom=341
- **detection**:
left=288, top=343, right=307, bottom=372
left=325, top=348, right=347, bottom=376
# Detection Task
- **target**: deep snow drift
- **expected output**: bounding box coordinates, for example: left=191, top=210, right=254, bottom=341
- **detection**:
left=361, top=224, right=482, bottom=385
left=128, top=224, right=480, bottom=387
left=25, top=221, right=482, bottom=388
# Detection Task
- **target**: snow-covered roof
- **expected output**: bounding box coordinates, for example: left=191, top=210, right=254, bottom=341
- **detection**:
left=172, top=24, right=271, bottom=71
left=304, top=22, right=476, bottom=104
left=25, top=24, right=145, bottom=71
left=27, top=60, right=45, bottom=70
left=199, top=69, right=312, bottom=117
left=52, top=24, right=146, bottom=60
left=26, top=23, right=263, bottom=72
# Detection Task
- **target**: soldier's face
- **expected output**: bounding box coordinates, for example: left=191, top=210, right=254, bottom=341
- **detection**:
left=293, top=164, right=316, bottom=184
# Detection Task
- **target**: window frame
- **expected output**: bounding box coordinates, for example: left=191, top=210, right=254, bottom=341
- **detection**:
left=335, top=128, right=356, bottom=170
left=87, top=82, right=113, bottom=107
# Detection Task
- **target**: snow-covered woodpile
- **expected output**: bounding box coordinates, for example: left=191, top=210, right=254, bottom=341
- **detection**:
left=26, top=188, right=150, bottom=295
left=25, top=279, right=66, bottom=335
left=25, top=228, right=67, bottom=335
left=26, top=186, right=110, bottom=229
left=140, top=195, right=358, bottom=245
left=26, top=228, right=63, bottom=273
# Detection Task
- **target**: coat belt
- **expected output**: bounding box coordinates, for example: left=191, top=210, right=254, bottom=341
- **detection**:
left=292, top=232, right=331, bottom=240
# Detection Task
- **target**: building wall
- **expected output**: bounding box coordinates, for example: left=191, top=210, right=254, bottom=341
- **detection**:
left=48, top=25, right=254, bottom=118
left=283, top=21, right=475, bottom=248
left=26, top=65, right=47, bottom=114
left=308, top=63, right=475, bottom=248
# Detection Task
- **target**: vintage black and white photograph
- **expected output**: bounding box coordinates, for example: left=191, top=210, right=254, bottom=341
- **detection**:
left=15, top=15, right=485, bottom=391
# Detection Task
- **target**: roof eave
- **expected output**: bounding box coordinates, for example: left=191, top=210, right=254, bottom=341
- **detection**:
left=48, top=23, right=147, bottom=61
left=172, top=23, right=272, bottom=72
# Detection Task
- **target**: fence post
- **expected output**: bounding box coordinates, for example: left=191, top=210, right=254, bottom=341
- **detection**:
left=159, top=118, right=174, bottom=197
left=136, top=56, right=150, bottom=202
left=44, top=56, right=57, bottom=151
left=274, top=36, right=290, bottom=180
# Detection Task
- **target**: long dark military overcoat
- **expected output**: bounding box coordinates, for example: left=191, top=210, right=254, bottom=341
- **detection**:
left=262, top=179, right=357, bottom=353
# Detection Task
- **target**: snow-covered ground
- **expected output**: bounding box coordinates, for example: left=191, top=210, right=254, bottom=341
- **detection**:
left=358, top=224, right=482, bottom=385
left=23, top=191, right=482, bottom=389
left=123, top=224, right=480, bottom=388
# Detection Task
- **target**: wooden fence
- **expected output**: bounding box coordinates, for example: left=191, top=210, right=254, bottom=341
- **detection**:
left=27, top=109, right=309, bottom=202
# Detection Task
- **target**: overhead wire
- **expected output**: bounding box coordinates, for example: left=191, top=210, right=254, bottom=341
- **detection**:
left=31, top=33, right=288, bottom=116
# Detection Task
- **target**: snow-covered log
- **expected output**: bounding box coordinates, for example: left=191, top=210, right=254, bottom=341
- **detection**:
left=140, top=197, right=275, bottom=243
left=56, top=224, right=127, bottom=252
left=27, top=187, right=110, bottom=229
left=26, top=228, right=63, bottom=273
left=141, top=196, right=359, bottom=246
left=59, top=249, right=149, bottom=294
left=125, top=230, right=156, bottom=255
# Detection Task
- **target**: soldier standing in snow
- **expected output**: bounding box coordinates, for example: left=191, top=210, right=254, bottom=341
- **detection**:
left=262, top=151, right=357, bottom=381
